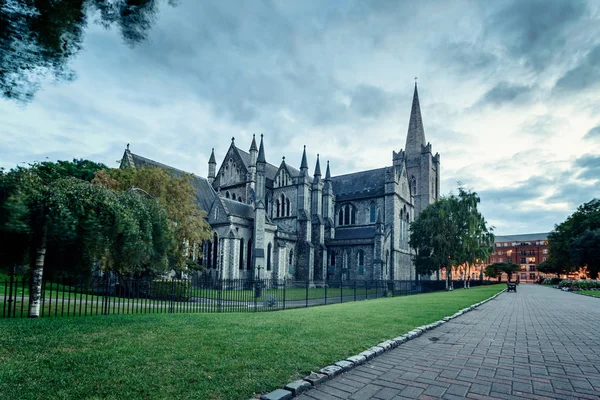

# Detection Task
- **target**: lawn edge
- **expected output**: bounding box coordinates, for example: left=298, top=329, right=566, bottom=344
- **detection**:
left=257, top=288, right=507, bottom=400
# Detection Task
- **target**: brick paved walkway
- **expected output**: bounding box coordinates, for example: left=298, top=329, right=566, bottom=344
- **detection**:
left=297, top=285, right=600, bottom=400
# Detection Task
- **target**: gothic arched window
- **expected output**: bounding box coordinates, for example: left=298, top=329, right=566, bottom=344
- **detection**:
left=338, top=204, right=357, bottom=226
left=212, top=233, right=218, bottom=269
left=247, top=239, right=252, bottom=271
left=239, top=239, right=244, bottom=270
left=288, top=250, right=294, bottom=275
left=232, top=193, right=236, bottom=201
left=267, top=243, right=272, bottom=271
left=369, top=203, right=377, bottom=223
left=286, top=198, right=290, bottom=216
left=276, top=200, right=280, bottom=217
left=225, top=191, right=230, bottom=199
left=357, top=250, right=365, bottom=276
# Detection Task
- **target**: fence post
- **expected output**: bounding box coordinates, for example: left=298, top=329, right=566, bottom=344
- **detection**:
left=340, top=281, right=343, bottom=304
left=7, top=272, right=14, bottom=318
left=305, top=280, right=309, bottom=308
left=103, top=274, right=110, bottom=315
left=324, top=282, right=328, bottom=305
left=282, top=279, right=286, bottom=310
left=354, top=280, right=357, bottom=302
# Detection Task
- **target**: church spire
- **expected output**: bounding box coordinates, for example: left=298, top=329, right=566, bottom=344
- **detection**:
left=257, top=134, right=266, bottom=164
left=249, top=134, right=257, bottom=152
left=314, top=154, right=321, bottom=178
left=405, top=81, right=426, bottom=157
left=300, top=145, right=308, bottom=172
left=325, top=160, right=331, bottom=181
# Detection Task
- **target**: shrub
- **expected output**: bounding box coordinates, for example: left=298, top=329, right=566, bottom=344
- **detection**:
left=557, top=279, right=600, bottom=290
left=151, top=280, right=191, bottom=301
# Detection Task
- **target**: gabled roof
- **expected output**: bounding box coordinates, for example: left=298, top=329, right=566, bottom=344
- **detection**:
left=495, top=233, right=549, bottom=242
left=220, top=197, right=255, bottom=219
left=331, top=167, right=387, bottom=201
left=124, top=151, right=218, bottom=212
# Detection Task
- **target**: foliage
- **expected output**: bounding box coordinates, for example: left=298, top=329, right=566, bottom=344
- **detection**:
left=28, top=159, right=108, bottom=184
left=558, top=280, right=600, bottom=290
left=410, top=186, right=494, bottom=284
left=0, top=0, right=177, bottom=101
left=93, top=166, right=212, bottom=271
left=0, top=166, right=172, bottom=281
left=0, top=285, right=504, bottom=399
left=151, top=279, right=191, bottom=301
left=547, top=199, right=600, bottom=279
left=483, top=264, right=502, bottom=279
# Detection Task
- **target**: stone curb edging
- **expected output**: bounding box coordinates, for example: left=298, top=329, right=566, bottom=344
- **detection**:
left=257, top=289, right=507, bottom=400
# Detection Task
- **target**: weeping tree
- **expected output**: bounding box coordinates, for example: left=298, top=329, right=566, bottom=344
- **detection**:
left=0, top=167, right=171, bottom=317
left=93, top=166, right=212, bottom=271
left=454, top=188, right=495, bottom=288
left=410, top=186, right=494, bottom=290
left=0, top=0, right=177, bottom=101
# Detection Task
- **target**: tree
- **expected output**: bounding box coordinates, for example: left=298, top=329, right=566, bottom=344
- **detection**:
left=546, top=199, right=600, bottom=279
left=93, top=166, right=212, bottom=271
left=410, top=186, right=494, bottom=290
left=454, top=188, right=495, bottom=288
left=494, top=262, right=521, bottom=282
left=1, top=167, right=172, bottom=317
left=536, top=258, right=566, bottom=277
left=483, top=264, right=502, bottom=281
left=0, top=0, right=177, bottom=101
left=30, top=159, right=108, bottom=183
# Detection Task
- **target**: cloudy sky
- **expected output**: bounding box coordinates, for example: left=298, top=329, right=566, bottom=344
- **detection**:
left=1, top=0, right=599, bottom=235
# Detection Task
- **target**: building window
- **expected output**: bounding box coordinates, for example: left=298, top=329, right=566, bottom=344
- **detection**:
left=286, top=198, right=290, bottom=216
left=498, top=250, right=503, bottom=255
left=543, top=249, right=548, bottom=254
left=357, top=250, right=365, bottom=276
left=206, top=240, right=212, bottom=268
left=276, top=199, right=280, bottom=217
left=520, top=250, right=526, bottom=256
left=267, top=243, right=272, bottom=271
left=239, top=239, right=244, bottom=270
left=529, top=273, right=536, bottom=280
left=225, top=191, right=230, bottom=199
left=520, top=257, right=526, bottom=264
left=288, top=250, right=294, bottom=275
left=521, top=273, right=527, bottom=280
left=232, top=193, right=236, bottom=201
left=507, top=257, right=512, bottom=263
left=543, top=257, right=547, bottom=261
left=529, top=265, right=536, bottom=272
left=246, top=239, right=252, bottom=271
left=213, top=233, right=219, bottom=269
left=529, top=250, right=535, bottom=256
left=369, top=203, right=377, bottom=223
left=338, top=204, right=357, bottom=226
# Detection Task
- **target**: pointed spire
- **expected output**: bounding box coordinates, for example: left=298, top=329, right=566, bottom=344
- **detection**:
left=405, top=81, right=426, bottom=157
left=325, top=160, right=331, bottom=180
left=257, top=134, right=266, bottom=164
left=300, top=145, right=308, bottom=170
left=249, top=134, right=257, bottom=152
left=209, top=148, right=216, bottom=164
left=314, top=154, right=321, bottom=177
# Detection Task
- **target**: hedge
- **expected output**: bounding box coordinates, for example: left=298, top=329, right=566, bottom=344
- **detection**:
left=151, top=280, right=191, bottom=301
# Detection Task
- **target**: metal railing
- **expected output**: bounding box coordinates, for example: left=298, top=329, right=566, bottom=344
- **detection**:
left=2, top=274, right=491, bottom=318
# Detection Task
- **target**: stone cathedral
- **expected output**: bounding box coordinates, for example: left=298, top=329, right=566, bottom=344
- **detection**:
left=120, top=83, right=440, bottom=282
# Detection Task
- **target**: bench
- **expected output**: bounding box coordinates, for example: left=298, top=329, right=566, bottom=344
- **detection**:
left=507, top=282, right=517, bottom=293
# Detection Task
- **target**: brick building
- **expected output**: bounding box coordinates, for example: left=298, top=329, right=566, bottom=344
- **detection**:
left=488, top=233, right=549, bottom=282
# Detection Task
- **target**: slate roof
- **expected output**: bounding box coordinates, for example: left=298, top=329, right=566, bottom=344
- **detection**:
left=495, top=233, right=549, bottom=243
left=127, top=152, right=217, bottom=213
left=220, top=197, right=254, bottom=219
left=331, top=167, right=386, bottom=201
left=236, top=147, right=299, bottom=179
left=333, top=226, right=377, bottom=240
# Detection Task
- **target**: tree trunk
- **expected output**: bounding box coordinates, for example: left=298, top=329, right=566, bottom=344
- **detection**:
left=466, top=262, right=471, bottom=289
left=28, top=229, right=47, bottom=318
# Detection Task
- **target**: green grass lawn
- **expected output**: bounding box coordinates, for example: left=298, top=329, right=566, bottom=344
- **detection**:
left=0, top=284, right=503, bottom=400
left=578, top=290, right=600, bottom=297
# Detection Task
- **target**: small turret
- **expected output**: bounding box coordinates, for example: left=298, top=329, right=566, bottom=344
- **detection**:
left=208, top=148, right=216, bottom=184
left=257, top=134, right=266, bottom=165
left=249, top=134, right=258, bottom=167
left=300, top=145, right=308, bottom=176
left=313, top=153, right=322, bottom=182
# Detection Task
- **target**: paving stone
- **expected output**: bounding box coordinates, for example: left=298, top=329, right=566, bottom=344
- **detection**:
left=260, top=388, right=293, bottom=400
left=347, top=355, right=367, bottom=366
left=284, top=380, right=312, bottom=396
left=335, top=360, right=355, bottom=372
left=320, top=365, right=343, bottom=378
left=304, top=372, right=328, bottom=386
left=293, top=286, right=600, bottom=400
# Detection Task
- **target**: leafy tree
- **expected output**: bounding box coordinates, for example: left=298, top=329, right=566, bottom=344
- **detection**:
left=536, top=258, right=566, bottom=277
left=410, top=186, right=493, bottom=290
left=29, top=159, right=108, bottom=183
left=93, top=166, right=212, bottom=271
left=454, top=188, right=495, bottom=288
left=493, top=262, right=521, bottom=282
left=0, top=0, right=177, bottom=101
left=546, top=199, right=600, bottom=279
left=1, top=167, right=172, bottom=317
left=483, top=264, right=502, bottom=281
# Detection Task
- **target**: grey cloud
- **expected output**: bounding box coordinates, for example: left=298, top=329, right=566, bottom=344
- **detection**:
left=574, top=154, right=600, bottom=181
left=584, top=125, right=600, bottom=140
left=553, top=44, right=600, bottom=94
left=349, top=85, right=397, bottom=118
left=433, top=42, right=498, bottom=74
left=476, top=82, right=532, bottom=107
left=487, top=0, right=589, bottom=71
left=479, top=175, right=552, bottom=203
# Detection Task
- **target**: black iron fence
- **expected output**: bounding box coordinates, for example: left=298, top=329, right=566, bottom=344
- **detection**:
left=2, top=275, right=492, bottom=318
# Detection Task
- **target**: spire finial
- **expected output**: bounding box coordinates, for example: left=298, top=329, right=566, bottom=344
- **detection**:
left=325, top=160, right=331, bottom=180
left=314, top=153, right=321, bottom=177
left=126, top=143, right=130, bottom=150
left=414, top=76, right=418, bottom=85
left=231, top=136, right=235, bottom=143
